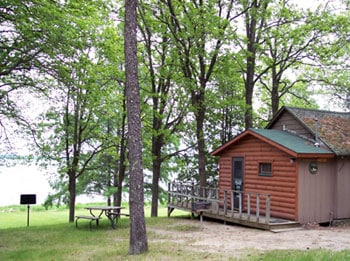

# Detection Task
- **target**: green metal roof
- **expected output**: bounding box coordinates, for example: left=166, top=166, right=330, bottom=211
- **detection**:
left=250, top=128, right=333, bottom=154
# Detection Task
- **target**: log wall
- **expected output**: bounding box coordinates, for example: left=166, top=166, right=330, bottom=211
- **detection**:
left=218, top=135, right=298, bottom=220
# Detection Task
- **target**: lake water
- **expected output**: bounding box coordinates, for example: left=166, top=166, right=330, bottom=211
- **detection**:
left=0, top=164, right=104, bottom=206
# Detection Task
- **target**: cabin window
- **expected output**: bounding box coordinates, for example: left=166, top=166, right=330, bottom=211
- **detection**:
left=259, top=163, right=272, bottom=177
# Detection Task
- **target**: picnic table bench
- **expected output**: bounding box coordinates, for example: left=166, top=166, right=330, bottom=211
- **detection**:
left=75, top=215, right=101, bottom=229
left=75, top=206, right=128, bottom=230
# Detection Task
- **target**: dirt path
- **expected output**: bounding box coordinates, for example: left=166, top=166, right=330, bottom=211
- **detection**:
left=150, top=218, right=350, bottom=258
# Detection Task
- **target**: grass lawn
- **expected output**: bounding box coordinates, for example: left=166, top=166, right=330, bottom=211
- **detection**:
left=0, top=204, right=201, bottom=261
left=1, top=204, right=349, bottom=260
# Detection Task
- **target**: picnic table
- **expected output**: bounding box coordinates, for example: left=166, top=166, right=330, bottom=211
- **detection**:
left=75, top=206, right=129, bottom=229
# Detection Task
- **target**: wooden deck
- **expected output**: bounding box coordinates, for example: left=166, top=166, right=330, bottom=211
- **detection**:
left=167, top=182, right=300, bottom=231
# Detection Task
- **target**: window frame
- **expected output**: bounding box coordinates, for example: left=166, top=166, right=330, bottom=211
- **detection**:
left=258, top=162, right=272, bottom=177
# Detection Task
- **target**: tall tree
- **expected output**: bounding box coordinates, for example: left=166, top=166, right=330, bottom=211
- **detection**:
left=251, top=0, right=350, bottom=118
left=124, top=0, right=148, bottom=254
left=31, top=0, right=111, bottom=222
left=255, top=0, right=319, bottom=117
left=138, top=1, right=188, bottom=217
left=35, top=54, right=114, bottom=222
left=304, top=2, right=350, bottom=110
left=158, top=0, right=238, bottom=188
left=93, top=23, right=129, bottom=207
left=235, top=0, right=270, bottom=129
left=236, top=0, right=350, bottom=123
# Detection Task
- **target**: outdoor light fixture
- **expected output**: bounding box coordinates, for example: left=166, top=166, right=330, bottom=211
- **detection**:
left=309, top=161, right=318, bottom=175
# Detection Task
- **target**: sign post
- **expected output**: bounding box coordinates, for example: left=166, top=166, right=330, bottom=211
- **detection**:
left=20, top=194, right=36, bottom=227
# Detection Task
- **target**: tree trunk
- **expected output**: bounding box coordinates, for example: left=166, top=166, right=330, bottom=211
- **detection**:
left=114, top=96, right=127, bottom=207
left=124, top=0, right=148, bottom=254
left=151, top=144, right=161, bottom=217
left=196, top=101, right=206, bottom=189
left=244, top=0, right=262, bottom=130
left=245, top=29, right=256, bottom=129
left=113, top=159, right=119, bottom=206
left=271, top=67, right=280, bottom=117
left=114, top=143, right=126, bottom=207
left=68, top=172, right=76, bottom=223
left=245, top=79, right=254, bottom=129
left=150, top=102, right=164, bottom=217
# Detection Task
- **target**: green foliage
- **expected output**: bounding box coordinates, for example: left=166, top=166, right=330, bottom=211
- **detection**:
left=0, top=0, right=60, bottom=150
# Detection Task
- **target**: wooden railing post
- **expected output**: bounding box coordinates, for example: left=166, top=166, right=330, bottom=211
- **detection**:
left=256, top=194, right=260, bottom=222
left=174, top=183, right=178, bottom=204
left=231, top=191, right=234, bottom=217
left=239, top=192, right=242, bottom=218
left=266, top=195, right=271, bottom=224
left=247, top=193, right=251, bottom=220
left=224, top=190, right=227, bottom=215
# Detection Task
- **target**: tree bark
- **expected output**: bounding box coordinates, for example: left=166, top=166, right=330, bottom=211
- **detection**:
left=194, top=91, right=207, bottom=189
left=244, top=3, right=257, bottom=130
left=243, top=0, right=269, bottom=129
left=114, top=96, right=127, bottom=207
left=151, top=154, right=161, bottom=217
left=68, top=172, right=76, bottom=222
left=124, top=0, right=148, bottom=255
left=151, top=112, right=163, bottom=217
left=271, top=67, right=280, bottom=117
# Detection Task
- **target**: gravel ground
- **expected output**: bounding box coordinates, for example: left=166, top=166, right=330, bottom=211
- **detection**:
left=149, top=218, right=350, bottom=259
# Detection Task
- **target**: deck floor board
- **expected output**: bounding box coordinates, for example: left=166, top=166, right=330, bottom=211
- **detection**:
left=168, top=202, right=300, bottom=231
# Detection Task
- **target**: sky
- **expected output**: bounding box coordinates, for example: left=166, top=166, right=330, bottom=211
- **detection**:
left=0, top=164, right=104, bottom=206
left=0, top=164, right=51, bottom=206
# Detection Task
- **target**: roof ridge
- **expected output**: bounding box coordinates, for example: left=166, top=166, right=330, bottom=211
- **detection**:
left=285, top=106, right=350, bottom=116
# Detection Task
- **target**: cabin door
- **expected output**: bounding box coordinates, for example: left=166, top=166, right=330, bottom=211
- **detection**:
left=232, top=157, right=244, bottom=208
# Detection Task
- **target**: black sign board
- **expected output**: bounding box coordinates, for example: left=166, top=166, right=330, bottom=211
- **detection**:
left=20, top=194, right=36, bottom=205
left=20, top=194, right=36, bottom=227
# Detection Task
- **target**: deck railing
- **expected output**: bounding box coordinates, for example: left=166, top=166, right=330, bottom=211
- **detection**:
left=168, top=181, right=271, bottom=224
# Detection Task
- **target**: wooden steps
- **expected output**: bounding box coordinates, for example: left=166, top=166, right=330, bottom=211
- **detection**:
left=269, top=221, right=301, bottom=232
left=270, top=226, right=303, bottom=233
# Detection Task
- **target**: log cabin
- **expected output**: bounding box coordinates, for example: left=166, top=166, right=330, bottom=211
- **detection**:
left=211, top=106, right=350, bottom=224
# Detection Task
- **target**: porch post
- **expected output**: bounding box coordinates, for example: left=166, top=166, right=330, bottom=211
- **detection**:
left=256, top=194, right=260, bottom=222
left=266, top=195, right=271, bottom=224
left=230, top=191, right=234, bottom=217
left=224, top=190, right=227, bottom=215
left=239, top=193, right=242, bottom=219
left=247, top=193, right=251, bottom=220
